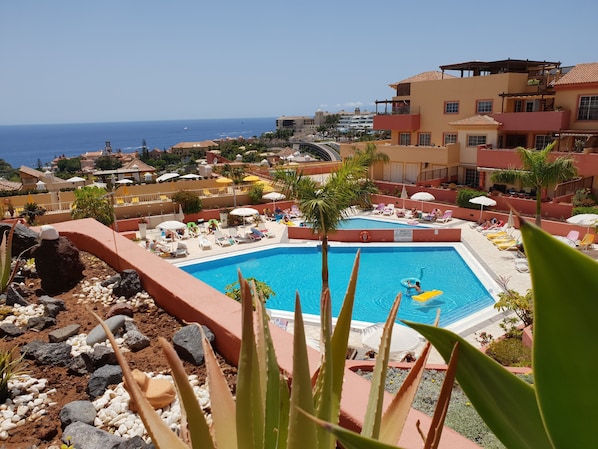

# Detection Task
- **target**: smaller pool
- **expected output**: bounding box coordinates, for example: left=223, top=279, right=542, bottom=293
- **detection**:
left=332, top=217, right=424, bottom=230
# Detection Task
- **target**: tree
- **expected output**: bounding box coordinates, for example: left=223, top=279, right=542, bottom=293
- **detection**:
left=490, top=141, right=577, bottom=226
left=274, top=156, right=369, bottom=296
left=71, top=187, right=114, bottom=226
left=172, top=190, right=202, bottom=214
left=352, top=143, right=390, bottom=180
left=95, top=156, right=122, bottom=170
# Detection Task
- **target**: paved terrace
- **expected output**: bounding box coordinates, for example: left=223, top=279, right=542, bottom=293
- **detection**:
left=134, top=211, right=581, bottom=364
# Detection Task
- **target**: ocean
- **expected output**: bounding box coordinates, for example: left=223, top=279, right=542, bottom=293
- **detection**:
left=0, top=117, right=277, bottom=169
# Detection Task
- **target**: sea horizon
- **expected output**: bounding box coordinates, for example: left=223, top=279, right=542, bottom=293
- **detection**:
left=0, top=117, right=277, bottom=169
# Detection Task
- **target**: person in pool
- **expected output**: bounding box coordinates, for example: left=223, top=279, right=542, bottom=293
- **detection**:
left=406, top=280, right=423, bottom=293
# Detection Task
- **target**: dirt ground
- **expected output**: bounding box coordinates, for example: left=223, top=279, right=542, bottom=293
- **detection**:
left=1, top=252, right=238, bottom=448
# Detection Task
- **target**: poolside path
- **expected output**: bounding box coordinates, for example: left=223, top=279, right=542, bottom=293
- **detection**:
left=137, top=212, right=596, bottom=364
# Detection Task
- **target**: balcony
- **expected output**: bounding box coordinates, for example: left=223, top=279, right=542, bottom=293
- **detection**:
left=491, top=110, right=570, bottom=132
left=477, top=147, right=598, bottom=177
left=373, top=113, right=420, bottom=132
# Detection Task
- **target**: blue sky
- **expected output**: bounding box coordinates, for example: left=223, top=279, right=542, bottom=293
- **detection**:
left=1, top=0, right=596, bottom=125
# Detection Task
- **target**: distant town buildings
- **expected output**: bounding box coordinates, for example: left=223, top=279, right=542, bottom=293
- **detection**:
left=276, top=108, right=374, bottom=134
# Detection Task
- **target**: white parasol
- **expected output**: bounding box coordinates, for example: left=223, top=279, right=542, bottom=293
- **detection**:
left=469, top=195, right=497, bottom=222
left=230, top=207, right=260, bottom=228
left=156, top=173, right=180, bottom=183
left=400, top=185, right=409, bottom=209
left=66, top=176, right=86, bottom=183
left=263, top=191, right=286, bottom=209
left=410, top=191, right=435, bottom=212
left=115, top=179, right=133, bottom=184
left=362, top=323, right=421, bottom=359
left=180, top=173, right=201, bottom=180
left=156, top=220, right=187, bottom=231
left=566, top=214, right=598, bottom=233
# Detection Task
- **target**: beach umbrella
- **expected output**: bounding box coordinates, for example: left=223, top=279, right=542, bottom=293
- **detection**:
left=180, top=173, right=201, bottom=180
left=410, top=191, right=435, bottom=212
left=156, top=220, right=187, bottom=231
left=230, top=207, right=260, bottom=229
left=566, top=213, right=598, bottom=233
left=156, top=173, right=180, bottom=183
left=215, top=177, right=233, bottom=184
left=362, top=323, right=421, bottom=358
left=400, top=185, right=409, bottom=209
left=88, top=182, right=107, bottom=189
left=66, top=176, right=86, bottom=184
left=243, top=175, right=260, bottom=182
left=469, top=195, right=497, bottom=222
left=115, top=179, right=133, bottom=184
left=507, top=209, right=515, bottom=229
left=263, top=191, right=285, bottom=209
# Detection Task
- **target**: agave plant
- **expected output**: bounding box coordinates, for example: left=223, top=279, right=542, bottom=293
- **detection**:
left=402, top=217, right=597, bottom=449
left=94, top=250, right=457, bottom=448
left=1, top=222, right=21, bottom=293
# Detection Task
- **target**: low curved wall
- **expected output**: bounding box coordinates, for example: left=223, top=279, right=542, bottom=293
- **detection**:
left=48, top=218, right=480, bottom=448
left=288, top=226, right=461, bottom=242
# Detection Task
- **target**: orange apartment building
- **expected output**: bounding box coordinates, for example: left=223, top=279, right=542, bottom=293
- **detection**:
left=340, top=59, right=598, bottom=200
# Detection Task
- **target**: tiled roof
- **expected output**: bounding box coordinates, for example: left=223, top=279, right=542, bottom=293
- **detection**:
left=0, top=179, right=22, bottom=192
left=170, top=140, right=218, bottom=149
left=554, top=62, right=598, bottom=86
left=121, top=158, right=156, bottom=172
left=390, top=71, right=457, bottom=88
left=449, top=114, right=502, bottom=127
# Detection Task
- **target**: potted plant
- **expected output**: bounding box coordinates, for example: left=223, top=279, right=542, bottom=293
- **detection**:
left=138, top=217, right=148, bottom=239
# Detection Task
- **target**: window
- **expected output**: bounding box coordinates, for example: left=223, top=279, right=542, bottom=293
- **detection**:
left=577, top=95, right=598, bottom=121
left=476, top=100, right=493, bottom=114
left=514, top=100, right=523, bottom=112
left=464, top=168, right=479, bottom=188
left=399, top=133, right=411, bottom=145
left=535, top=135, right=554, bottom=150
left=467, top=135, right=487, bottom=147
left=445, top=101, right=459, bottom=114
left=444, top=133, right=457, bottom=145
left=418, top=133, right=431, bottom=146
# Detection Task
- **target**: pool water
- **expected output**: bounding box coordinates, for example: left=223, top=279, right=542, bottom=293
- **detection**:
left=335, top=217, right=421, bottom=230
left=179, top=244, right=496, bottom=328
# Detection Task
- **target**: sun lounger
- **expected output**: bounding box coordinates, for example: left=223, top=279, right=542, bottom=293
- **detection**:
left=372, top=203, right=385, bottom=215
left=249, top=227, right=266, bottom=240
left=214, top=229, right=235, bottom=246
left=578, top=233, right=594, bottom=250
left=436, top=210, right=453, bottom=223
left=382, top=204, right=395, bottom=216
left=514, top=258, right=529, bottom=272
left=495, top=239, right=519, bottom=251
left=198, top=235, right=212, bottom=250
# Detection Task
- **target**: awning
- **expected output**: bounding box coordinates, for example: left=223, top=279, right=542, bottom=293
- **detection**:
left=556, top=130, right=598, bottom=138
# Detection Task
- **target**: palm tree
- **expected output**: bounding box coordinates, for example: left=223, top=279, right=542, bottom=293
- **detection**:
left=490, top=141, right=577, bottom=227
left=274, top=156, right=369, bottom=296
left=352, top=142, right=390, bottom=180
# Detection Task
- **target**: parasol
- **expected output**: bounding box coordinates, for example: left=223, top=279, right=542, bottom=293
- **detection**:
left=469, top=195, right=497, bottom=222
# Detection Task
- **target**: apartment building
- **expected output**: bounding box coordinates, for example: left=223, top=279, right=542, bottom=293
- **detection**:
left=340, top=59, right=598, bottom=197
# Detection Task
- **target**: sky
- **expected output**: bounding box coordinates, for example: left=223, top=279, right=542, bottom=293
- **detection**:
left=1, top=0, right=596, bottom=125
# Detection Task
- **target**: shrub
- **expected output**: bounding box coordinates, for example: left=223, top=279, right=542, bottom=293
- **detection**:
left=456, top=188, right=485, bottom=209
left=485, top=338, right=532, bottom=367
left=172, top=190, right=202, bottom=214
left=247, top=183, right=264, bottom=204
left=572, top=188, right=596, bottom=207
left=0, top=344, right=28, bottom=402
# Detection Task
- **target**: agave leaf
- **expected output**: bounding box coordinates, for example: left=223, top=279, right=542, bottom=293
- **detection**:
left=423, top=342, right=459, bottom=449
left=308, top=413, right=408, bottom=449
left=255, top=288, right=288, bottom=449
left=313, top=251, right=360, bottom=434
left=0, top=223, right=15, bottom=291
left=405, top=322, right=552, bottom=449
left=236, top=273, right=264, bottom=449
left=160, top=336, right=216, bottom=449
left=314, top=289, right=334, bottom=449
left=198, top=327, right=237, bottom=449
left=88, top=310, right=189, bottom=449
left=379, top=310, right=440, bottom=444
left=520, top=219, right=598, bottom=448
left=287, top=293, right=318, bottom=449
left=361, top=293, right=401, bottom=439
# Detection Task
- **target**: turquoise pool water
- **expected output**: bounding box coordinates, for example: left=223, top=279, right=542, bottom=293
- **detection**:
left=179, top=244, right=496, bottom=327
left=334, top=217, right=422, bottom=230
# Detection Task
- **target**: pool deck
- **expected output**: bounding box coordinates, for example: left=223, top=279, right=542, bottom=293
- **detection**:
left=139, top=212, right=597, bottom=364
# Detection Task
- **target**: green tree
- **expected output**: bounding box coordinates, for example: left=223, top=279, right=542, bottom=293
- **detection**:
left=490, top=141, right=577, bottom=226
left=95, top=156, right=122, bottom=170
left=71, top=187, right=114, bottom=226
left=352, top=143, right=389, bottom=180
left=220, top=164, right=246, bottom=207
left=56, top=157, right=82, bottom=174
left=224, top=277, right=275, bottom=304
left=171, top=190, right=202, bottom=214
left=274, top=156, right=368, bottom=295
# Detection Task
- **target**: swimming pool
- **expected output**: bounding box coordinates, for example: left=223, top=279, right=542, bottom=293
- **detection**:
left=334, top=217, right=423, bottom=230
left=179, top=243, right=499, bottom=330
